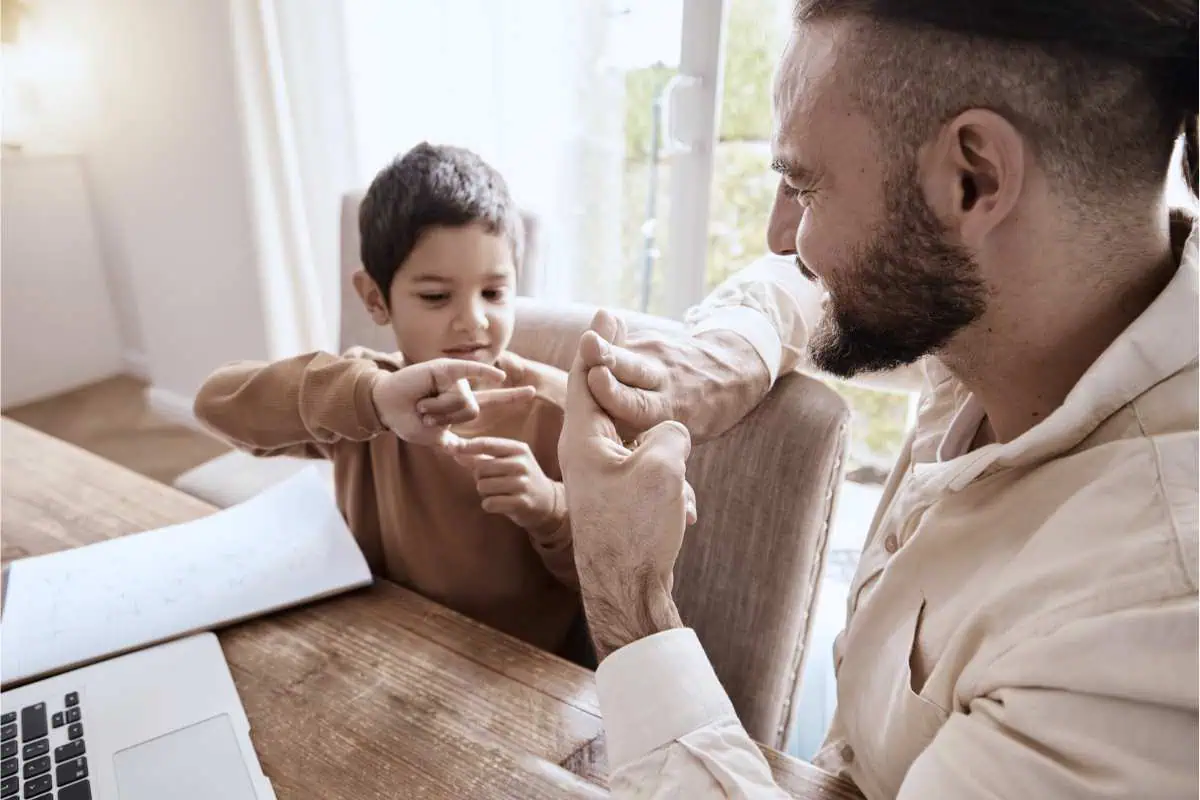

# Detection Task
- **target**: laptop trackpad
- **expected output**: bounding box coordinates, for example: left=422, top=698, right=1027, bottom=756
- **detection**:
left=113, top=714, right=259, bottom=800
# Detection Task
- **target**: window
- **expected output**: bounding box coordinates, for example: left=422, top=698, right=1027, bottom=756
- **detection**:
left=617, top=0, right=913, bottom=484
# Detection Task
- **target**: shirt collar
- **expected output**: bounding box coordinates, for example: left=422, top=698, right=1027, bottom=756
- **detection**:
left=922, top=216, right=1199, bottom=491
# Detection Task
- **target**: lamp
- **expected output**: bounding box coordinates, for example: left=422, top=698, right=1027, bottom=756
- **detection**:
left=3, top=0, right=32, bottom=151
left=2, top=0, right=93, bottom=153
left=1, top=0, right=26, bottom=45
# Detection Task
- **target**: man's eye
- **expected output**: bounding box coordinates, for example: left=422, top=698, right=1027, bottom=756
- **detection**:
left=781, top=181, right=817, bottom=207
left=787, top=187, right=817, bottom=207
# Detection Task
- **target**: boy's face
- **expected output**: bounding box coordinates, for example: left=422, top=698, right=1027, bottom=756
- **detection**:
left=356, top=223, right=517, bottom=366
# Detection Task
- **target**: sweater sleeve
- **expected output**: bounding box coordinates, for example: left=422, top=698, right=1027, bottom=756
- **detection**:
left=193, top=351, right=390, bottom=459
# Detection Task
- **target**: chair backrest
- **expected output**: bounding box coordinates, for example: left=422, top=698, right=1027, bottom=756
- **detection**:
left=338, top=192, right=849, bottom=750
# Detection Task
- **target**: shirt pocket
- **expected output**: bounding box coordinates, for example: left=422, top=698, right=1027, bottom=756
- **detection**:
left=859, top=599, right=951, bottom=797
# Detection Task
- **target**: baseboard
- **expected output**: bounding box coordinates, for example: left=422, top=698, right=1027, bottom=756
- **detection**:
left=144, top=385, right=205, bottom=433
left=122, top=350, right=150, bottom=381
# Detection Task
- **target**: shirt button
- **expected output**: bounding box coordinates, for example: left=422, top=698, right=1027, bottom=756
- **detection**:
left=884, top=534, right=899, bottom=554
left=840, top=743, right=855, bottom=764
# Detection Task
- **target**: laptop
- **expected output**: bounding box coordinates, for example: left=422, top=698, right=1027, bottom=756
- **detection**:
left=0, top=469, right=373, bottom=799
left=0, top=633, right=273, bottom=800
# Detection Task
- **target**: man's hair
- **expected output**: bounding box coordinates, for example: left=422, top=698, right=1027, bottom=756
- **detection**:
left=794, top=0, right=1199, bottom=205
left=359, top=143, right=523, bottom=301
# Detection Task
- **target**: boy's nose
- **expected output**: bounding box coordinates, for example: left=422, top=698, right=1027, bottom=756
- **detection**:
left=453, top=300, right=489, bottom=332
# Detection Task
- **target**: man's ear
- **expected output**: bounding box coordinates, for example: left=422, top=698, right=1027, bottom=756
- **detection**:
left=918, top=108, right=1025, bottom=249
left=352, top=269, right=390, bottom=325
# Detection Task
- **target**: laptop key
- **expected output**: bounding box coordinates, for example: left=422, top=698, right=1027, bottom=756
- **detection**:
left=63, top=710, right=79, bottom=725
left=20, top=705, right=47, bottom=743
left=49, top=715, right=63, bottom=730
left=0, top=726, right=13, bottom=743
left=22, top=740, right=49, bottom=760
left=62, top=694, right=78, bottom=709
left=0, top=714, right=12, bottom=727
left=57, top=780, right=91, bottom=800
left=23, top=755, right=51, bottom=779
left=0, top=760, right=13, bottom=779
left=53, top=741, right=84, bottom=764
left=55, top=756, right=87, bottom=787
left=0, top=775, right=13, bottom=798
left=0, top=742, right=14, bottom=759
left=22, top=774, right=51, bottom=798
left=65, top=725, right=82, bottom=742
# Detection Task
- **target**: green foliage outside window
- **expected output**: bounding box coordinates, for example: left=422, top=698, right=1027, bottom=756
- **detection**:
left=618, top=0, right=912, bottom=476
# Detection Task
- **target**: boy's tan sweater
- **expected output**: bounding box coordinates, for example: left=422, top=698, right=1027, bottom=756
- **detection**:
left=193, top=348, right=581, bottom=654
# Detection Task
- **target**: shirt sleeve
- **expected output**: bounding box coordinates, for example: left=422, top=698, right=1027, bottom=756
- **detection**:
left=898, top=594, right=1199, bottom=800
left=686, top=254, right=925, bottom=392
left=596, top=629, right=791, bottom=798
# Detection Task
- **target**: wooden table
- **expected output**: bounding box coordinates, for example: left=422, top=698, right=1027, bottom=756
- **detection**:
left=1, top=418, right=862, bottom=799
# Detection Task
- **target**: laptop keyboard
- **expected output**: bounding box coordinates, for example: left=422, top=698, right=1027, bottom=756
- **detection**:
left=0, top=693, right=90, bottom=799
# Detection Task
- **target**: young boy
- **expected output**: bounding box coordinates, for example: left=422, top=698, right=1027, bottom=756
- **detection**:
left=194, top=143, right=585, bottom=659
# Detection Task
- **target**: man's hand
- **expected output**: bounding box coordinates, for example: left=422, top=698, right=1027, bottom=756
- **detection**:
left=559, top=324, right=698, bottom=660
left=577, top=311, right=770, bottom=443
left=372, top=358, right=535, bottom=448
left=450, top=437, right=565, bottom=535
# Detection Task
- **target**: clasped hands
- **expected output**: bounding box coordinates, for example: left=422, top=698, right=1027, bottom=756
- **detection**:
left=370, top=311, right=707, bottom=630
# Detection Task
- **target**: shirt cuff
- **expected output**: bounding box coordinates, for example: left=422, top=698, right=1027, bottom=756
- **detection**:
left=689, top=306, right=784, bottom=386
left=596, top=628, right=738, bottom=770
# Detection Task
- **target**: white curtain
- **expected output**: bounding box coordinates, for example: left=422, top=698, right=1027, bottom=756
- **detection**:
left=229, top=0, right=359, bottom=357
left=341, top=0, right=626, bottom=304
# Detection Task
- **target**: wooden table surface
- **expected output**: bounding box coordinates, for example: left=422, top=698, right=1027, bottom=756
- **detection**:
left=1, top=418, right=862, bottom=799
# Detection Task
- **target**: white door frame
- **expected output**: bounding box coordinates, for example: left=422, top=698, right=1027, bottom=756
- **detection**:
left=662, top=0, right=728, bottom=319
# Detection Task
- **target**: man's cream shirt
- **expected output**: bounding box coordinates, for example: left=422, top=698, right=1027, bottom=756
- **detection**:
left=596, top=219, right=1198, bottom=799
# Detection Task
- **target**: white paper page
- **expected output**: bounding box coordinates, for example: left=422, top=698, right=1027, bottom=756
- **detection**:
left=1, top=468, right=372, bottom=685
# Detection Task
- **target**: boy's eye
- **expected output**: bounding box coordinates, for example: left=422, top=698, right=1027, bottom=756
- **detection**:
left=418, top=293, right=450, bottom=304
left=483, top=287, right=509, bottom=302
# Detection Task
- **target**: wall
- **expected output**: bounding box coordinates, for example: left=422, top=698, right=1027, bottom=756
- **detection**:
left=18, top=0, right=271, bottom=406
left=1, top=154, right=126, bottom=407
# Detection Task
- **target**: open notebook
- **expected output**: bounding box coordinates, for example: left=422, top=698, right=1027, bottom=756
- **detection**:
left=1, top=468, right=372, bottom=686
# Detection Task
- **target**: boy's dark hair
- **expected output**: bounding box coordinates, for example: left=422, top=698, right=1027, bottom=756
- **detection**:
left=359, top=143, right=523, bottom=302
left=794, top=0, right=1198, bottom=204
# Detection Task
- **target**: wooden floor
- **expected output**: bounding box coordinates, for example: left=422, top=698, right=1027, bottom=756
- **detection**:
left=4, top=376, right=229, bottom=485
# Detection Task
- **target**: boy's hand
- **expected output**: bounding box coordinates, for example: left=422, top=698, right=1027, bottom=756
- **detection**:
left=372, top=359, right=535, bottom=447
left=450, top=437, right=565, bottom=535
left=493, top=351, right=532, bottom=386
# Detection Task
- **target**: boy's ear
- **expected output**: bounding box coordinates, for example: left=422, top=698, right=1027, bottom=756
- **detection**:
left=352, top=269, right=390, bottom=325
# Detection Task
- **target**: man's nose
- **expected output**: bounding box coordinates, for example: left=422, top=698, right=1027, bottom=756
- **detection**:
left=766, top=178, right=802, bottom=255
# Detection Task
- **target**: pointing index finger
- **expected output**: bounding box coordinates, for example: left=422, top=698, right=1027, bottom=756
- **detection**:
left=451, top=436, right=527, bottom=457
left=428, top=359, right=507, bottom=392
left=475, top=385, right=537, bottom=408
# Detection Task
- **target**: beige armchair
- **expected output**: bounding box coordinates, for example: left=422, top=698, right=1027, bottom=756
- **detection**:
left=175, top=192, right=849, bottom=751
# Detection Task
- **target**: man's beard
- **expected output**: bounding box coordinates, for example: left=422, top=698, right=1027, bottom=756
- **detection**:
left=807, top=172, right=988, bottom=378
